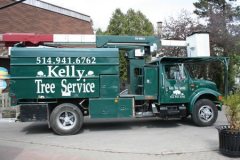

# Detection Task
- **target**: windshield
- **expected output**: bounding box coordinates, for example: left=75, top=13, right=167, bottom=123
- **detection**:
left=185, top=63, right=215, bottom=80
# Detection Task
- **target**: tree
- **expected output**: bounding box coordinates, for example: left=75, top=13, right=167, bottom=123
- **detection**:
left=105, top=8, right=154, bottom=82
left=161, top=10, right=204, bottom=57
left=194, top=0, right=240, bottom=56
left=106, top=8, right=154, bottom=36
left=106, top=9, right=126, bottom=35
left=193, top=0, right=240, bottom=91
left=95, top=28, right=105, bottom=35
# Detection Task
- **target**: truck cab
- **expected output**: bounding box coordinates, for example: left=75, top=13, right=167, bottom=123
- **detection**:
left=119, top=56, right=224, bottom=126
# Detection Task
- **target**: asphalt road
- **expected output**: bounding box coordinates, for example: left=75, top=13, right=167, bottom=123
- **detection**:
left=0, top=109, right=232, bottom=160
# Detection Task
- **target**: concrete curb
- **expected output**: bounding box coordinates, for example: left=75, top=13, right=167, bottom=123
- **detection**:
left=0, top=118, right=17, bottom=122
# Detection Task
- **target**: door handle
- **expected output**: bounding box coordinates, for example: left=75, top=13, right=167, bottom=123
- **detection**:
left=162, top=73, right=165, bottom=87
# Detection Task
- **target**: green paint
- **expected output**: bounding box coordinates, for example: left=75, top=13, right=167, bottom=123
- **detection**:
left=128, top=59, right=145, bottom=94
left=96, top=35, right=161, bottom=50
left=100, top=75, right=119, bottom=98
left=160, top=64, right=189, bottom=103
left=144, top=66, right=158, bottom=96
left=10, top=48, right=119, bottom=100
left=11, top=77, right=99, bottom=99
left=10, top=37, right=228, bottom=120
left=89, top=98, right=133, bottom=118
left=188, top=88, right=221, bottom=112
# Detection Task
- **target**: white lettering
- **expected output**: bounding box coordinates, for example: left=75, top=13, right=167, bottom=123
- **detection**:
left=61, top=79, right=68, bottom=94
left=35, top=79, right=42, bottom=93
left=35, top=64, right=96, bottom=96
left=47, top=65, right=84, bottom=80
left=90, top=83, right=95, bottom=92
left=35, top=79, right=55, bottom=94
left=60, top=79, right=95, bottom=96
left=48, top=66, right=59, bottom=77
left=58, top=68, right=65, bottom=77
left=71, top=66, right=75, bottom=77
left=76, top=70, right=85, bottom=81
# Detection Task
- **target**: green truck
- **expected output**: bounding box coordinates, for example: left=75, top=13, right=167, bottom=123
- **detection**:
left=10, top=35, right=228, bottom=135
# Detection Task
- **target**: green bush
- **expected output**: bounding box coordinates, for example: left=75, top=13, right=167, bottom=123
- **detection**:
left=223, top=92, right=240, bottom=131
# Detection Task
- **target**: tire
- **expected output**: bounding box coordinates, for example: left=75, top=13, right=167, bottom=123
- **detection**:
left=192, top=99, right=218, bottom=126
left=50, top=103, right=83, bottom=135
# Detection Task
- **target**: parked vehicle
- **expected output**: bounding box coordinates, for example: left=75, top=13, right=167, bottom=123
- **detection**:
left=9, top=35, right=228, bottom=135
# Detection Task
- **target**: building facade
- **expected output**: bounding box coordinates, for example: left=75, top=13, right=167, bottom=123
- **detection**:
left=0, top=0, right=94, bottom=109
left=0, top=0, right=93, bottom=34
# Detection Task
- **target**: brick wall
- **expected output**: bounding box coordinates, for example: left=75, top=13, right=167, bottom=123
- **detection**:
left=0, top=0, right=93, bottom=34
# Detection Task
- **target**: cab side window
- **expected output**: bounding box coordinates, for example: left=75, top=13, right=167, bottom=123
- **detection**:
left=165, top=64, right=186, bottom=80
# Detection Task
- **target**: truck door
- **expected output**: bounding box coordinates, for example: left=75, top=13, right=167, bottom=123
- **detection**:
left=144, top=66, right=158, bottom=97
left=160, top=64, right=189, bottom=103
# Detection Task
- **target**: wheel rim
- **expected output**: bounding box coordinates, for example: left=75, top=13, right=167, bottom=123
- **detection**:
left=57, top=111, right=77, bottom=130
left=198, top=105, right=214, bottom=122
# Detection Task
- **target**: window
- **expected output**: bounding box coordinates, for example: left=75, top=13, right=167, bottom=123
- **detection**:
left=165, top=64, right=186, bottom=80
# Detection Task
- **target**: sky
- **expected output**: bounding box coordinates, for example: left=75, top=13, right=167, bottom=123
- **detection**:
left=42, top=0, right=199, bottom=31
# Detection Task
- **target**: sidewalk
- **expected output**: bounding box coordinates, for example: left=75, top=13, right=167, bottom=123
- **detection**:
left=0, top=118, right=17, bottom=122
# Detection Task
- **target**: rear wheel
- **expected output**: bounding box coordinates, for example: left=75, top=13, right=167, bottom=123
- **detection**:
left=192, top=99, right=218, bottom=126
left=50, top=103, right=83, bottom=135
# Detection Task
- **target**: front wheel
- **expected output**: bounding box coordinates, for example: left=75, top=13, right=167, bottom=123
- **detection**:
left=50, top=103, right=83, bottom=135
left=192, top=99, right=218, bottom=126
